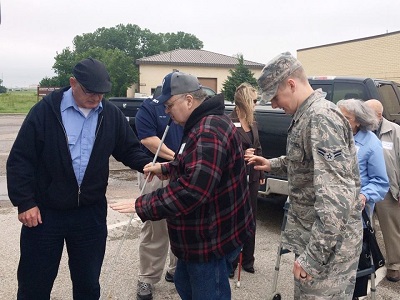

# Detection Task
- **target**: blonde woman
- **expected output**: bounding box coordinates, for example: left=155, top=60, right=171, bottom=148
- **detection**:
left=229, top=82, right=265, bottom=277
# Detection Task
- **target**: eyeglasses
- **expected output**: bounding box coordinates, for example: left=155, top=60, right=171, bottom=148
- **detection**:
left=164, top=94, right=187, bottom=110
left=77, top=81, right=103, bottom=97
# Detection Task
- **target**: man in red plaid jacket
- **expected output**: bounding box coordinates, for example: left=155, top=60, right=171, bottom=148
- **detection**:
left=112, top=71, right=254, bottom=300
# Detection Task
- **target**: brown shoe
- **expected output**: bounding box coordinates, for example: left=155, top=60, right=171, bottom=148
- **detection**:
left=386, top=269, right=400, bottom=282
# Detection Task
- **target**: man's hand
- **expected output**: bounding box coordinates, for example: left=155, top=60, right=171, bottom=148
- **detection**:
left=247, top=155, right=271, bottom=172
left=293, top=260, right=312, bottom=282
left=110, top=200, right=136, bottom=214
left=18, top=206, right=42, bottom=227
left=144, top=162, right=169, bottom=181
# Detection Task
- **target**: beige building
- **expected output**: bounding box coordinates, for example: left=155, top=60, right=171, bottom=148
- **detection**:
left=297, top=30, right=400, bottom=82
left=133, top=49, right=264, bottom=97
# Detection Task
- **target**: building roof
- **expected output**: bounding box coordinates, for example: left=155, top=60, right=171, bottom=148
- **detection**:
left=298, top=30, right=400, bottom=52
left=136, top=49, right=265, bottom=69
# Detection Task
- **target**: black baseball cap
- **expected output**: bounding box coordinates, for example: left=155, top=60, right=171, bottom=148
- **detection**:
left=72, top=58, right=112, bottom=93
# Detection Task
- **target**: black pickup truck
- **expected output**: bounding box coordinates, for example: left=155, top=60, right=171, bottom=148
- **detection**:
left=109, top=76, right=400, bottom=197
left=253, top=76, right=400, bottom=160
left=251, top=76, right=400, bottom=198
left=108, top=86, right=217, bottom=134
left=109, top=76, right=400, bottom=159
left=108, top=97, right=146, bottom=133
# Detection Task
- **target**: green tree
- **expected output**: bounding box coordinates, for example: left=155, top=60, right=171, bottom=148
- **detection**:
left=221, top=54, right=258, bottom=102
left=0, top=79, right=6, bottom=93
left=73, top=24, right=144, bottom=58
left=72, top=25, right=203, bottom=59
left=39, top=76, right=62, bottom=87
left=40, top=48, right=137, bottom=97
left=163, top=31, right=203, bottom=50
left=78, top=47, right=138, bottom=97
left=52, top=48, right=78, bottom=86
left=44, top=24, right=203, bottom=96
left=39, top=48, right=77, bottom=87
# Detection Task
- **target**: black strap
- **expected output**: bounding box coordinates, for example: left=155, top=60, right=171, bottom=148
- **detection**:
left=361, top=209, right=374, bottom=234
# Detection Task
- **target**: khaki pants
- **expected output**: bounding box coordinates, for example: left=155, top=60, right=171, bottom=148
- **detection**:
left=138, top=173, right=177, bottom=284
left=375, top=192, right=400, bottom=271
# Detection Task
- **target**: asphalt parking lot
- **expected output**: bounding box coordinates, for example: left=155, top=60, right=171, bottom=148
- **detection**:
left=1, top=114, right=399, bottom=299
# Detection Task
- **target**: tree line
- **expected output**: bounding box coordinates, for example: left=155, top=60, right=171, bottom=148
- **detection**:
left=40, top=24, right=203, bottom=97
left=39, top=23, right=258, bottom=100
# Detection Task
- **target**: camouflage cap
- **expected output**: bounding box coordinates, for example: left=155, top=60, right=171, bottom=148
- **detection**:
left=257, top=52, right=302, bottom=103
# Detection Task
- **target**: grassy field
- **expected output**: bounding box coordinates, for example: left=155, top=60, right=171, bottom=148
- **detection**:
left=0, top=90, right=38, bottom=113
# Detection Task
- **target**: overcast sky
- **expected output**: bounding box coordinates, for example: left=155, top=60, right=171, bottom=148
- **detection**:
left=1, top=0, right=400, bottom=87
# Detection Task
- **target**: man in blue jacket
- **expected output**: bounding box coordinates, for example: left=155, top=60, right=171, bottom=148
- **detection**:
left=135, top=94, right=183, bottom=300
left=7, top=57, right=151, bottom=300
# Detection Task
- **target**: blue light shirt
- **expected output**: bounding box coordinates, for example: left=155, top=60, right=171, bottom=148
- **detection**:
left=61, top=88, right=103, bottom=185
left=354, top=129, right=389, bottom=217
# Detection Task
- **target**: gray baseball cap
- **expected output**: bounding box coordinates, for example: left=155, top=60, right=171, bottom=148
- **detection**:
left=152, top=71, right=202, bottom=105
left=257, top=52, right=302, bottom=103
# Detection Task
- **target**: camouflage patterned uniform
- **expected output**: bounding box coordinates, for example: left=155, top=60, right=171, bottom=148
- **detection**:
left=269, top=89, right=363, bottom=299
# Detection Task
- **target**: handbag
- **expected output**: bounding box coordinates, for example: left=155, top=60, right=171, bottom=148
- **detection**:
left=353, top=210, right=386, bottom=297
left=361, top=209, right=385, bottom=270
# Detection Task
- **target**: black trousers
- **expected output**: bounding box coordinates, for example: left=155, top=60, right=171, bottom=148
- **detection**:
left=17, top=204, right=107, bottom=300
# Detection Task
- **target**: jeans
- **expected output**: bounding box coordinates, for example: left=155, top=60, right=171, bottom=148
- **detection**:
left=17, top=204, right=107, bottom=300
left=174, top=247, right=241, bottom=300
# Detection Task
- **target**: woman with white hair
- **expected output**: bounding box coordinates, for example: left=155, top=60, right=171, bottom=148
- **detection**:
left=337, top=98, right=389, bottom=299
left=337, top=99, right=389, bottom=216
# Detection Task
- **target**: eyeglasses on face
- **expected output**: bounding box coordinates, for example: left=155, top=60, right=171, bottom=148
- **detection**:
left=77, top=81, right=103, bottom=97
left=164, top=94, right=187, bottom=110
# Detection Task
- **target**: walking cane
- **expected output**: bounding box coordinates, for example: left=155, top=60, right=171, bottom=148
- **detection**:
left=236, top=250, right=243, bottom=288
left=101, top=118, right=173, bottom=300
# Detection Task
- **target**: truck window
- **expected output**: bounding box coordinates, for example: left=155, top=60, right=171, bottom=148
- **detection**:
left=309, top=84, right=333, bottom=100
left=376, top=83, right=400, bottom=119
left=332, top=82, right=368, bottom=103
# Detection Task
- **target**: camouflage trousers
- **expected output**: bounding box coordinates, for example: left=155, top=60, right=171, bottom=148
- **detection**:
left=294, top=256, right=359, bottom=299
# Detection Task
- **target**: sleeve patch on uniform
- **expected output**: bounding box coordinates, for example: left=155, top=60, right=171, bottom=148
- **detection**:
left=317, top=148, right=342, bottom=161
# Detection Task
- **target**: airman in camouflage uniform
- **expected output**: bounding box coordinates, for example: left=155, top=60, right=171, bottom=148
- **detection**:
left=251, top=52, right=363, bottom=299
